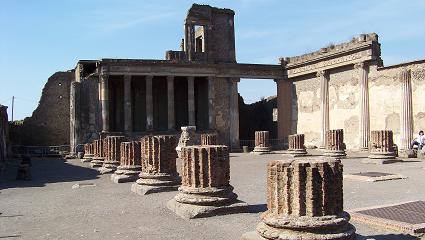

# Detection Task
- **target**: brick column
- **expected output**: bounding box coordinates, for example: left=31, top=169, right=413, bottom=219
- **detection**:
left=355, top=62, right=370, bottom=150
left=131, top=135, right=180, bottom=195
left=287, top=134, right=307, bottom=156
left=187, top=76, right=195, bottom=126
left=100, top=72, right=110, bottom=132
left=82, top=143, right=94, bottom=162
left=318, top=70, right=329, bottom=148
left=123, top=75, right=132, bottom=132
left=112, top=141, right=142, bottom=183
left=400, top=69, right=413, bottom=150
left=200, top=132, right=217, bottom=145
left=253, top=131, right=271, bottom=154
left=99, top=136, right=125, bottom=174
left=241, top=158, right=355, bottom=239
left=368, top=130, right=396, bottom=160
left=229, top=78, right=240, bottom=151
left=167, top=145, right=247, bottom=219
left=146, top=76, right=153, bottom=130
left=91, top=138, right=105, bottom=168
left=324, top=129, right=346, bottom=157
left=167, top=76, right=175, bottom=130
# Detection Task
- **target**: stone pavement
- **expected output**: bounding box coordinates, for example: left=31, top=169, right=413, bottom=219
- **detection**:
left=1, top=151, right=425, bottom=239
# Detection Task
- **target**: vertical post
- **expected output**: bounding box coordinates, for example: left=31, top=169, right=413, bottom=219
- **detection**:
left=355, top=62, right=370, bottom=150
left=187, top=76, right=195, bottom=126
left=208, top=76, right=216, bottom=130
left=400, top=69, right=413, bottom=150
left=167, top=76, right=175, bottom=130
left=124, top=75, right=132, bottom=132
left=275, top=78, right=292, bottom=146
left=70, top=82, right=81, bottom=154
left=100, top=68, right=110, bottom=132
left=318, top=70, right=329, bottom=148
left=229, top=78, right=240, bottom=151
left=146, top=76, right=153, bottom=130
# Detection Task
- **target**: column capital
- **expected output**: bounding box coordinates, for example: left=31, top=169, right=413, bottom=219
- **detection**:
left=354, top=61, right=367, bottom=69
left=123, top=75, right=131, bottom=81
left=229, top=78, right=240, bottom=83
left=145, top=75, right=153, bottom=81
left=100, top=65, right=109, bottom=75
left=316, top=70, right=327, bottom=77
left=167, top=75, right=175, bottom=80
left=273, top=78, right=288, bottom=83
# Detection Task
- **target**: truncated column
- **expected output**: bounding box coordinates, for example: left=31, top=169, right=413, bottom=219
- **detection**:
left=111, top=141, right=142, bottom=183
left=99, top=136, right=125, bottom=174
left=200, top=132, right=218, bottom=145
left=82, top=143, right=94, bottom=162
left=324, top=129, right=346, bottom=157
left=287, top=134, right=307, bottom=156
left=368, top=130, right=396, bottom=161
left=131, top=135, right=180, bottom=195
left=167, top=145, right=247, bottom=219
left=241, top=158, right=355, bottom=240
left=253, top=131, right=271, bottom=154
left=91, top=138, right=105, bottom=168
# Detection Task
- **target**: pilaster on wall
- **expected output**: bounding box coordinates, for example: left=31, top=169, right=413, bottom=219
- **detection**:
left=275, top=78, right=293, bottom=145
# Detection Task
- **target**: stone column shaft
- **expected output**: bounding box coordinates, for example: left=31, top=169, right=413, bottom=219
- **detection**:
left=187, top=76, right=195, bottom=126
left=357, top=62, right=370, bottom=150
left=368, top=130, right=396, bottom=159
left=146, top=76, right=153, bottom=130
left=400, top=69, right=413, bottom=150
left=124, top=75, right=132, bottom=132
left=100, top=73, right=109, bottom=132
left=167, top=76, right=175, bottom=130
left=318, top=71, right=329, bottom=148
left=229, top=78, right=240, bottom=150
left=70, top=82, right=81, bottom=154
left=208, top=76, right=216, bottom=130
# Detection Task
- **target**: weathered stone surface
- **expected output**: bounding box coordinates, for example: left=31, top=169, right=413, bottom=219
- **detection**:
left=286, top=134, right=307, bottom=156
left=111, top=141, right=142, bottom=183
left=99, top=136, right=125, bottom=174
left=90, top=138, right=105, bottom=168
left=167, top=145, right=248, bottom=219
left=324, top=129, right=346, bottom=157
left=252, top=131, right=271, bottom=154
left=132, top=135, right=180, bottom=195
left=200, top=132, right=218, bottom=145
left=368, top=130, right=396, bottom=159
left=176, top=126, right=199, bottom=158
left=241, top=157, right=355, bottom=240
left=82, top=143, right=94, bottom=163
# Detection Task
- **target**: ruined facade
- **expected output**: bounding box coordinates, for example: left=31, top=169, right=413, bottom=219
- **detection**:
left=284, top=34, right=425, bottom=150
left=0, top=105, right=9, bottom=170
left=70, top=4, right=283, bottom=154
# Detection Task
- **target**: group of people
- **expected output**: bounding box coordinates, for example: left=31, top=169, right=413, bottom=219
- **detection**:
left=410, top=130, right=425, bottom=150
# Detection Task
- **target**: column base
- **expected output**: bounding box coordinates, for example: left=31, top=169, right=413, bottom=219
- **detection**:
left=98, top=161, right=120, bottom=174
left=90, top=157, right=104, bottom=168
left=361, top=158, right=400, bottom=164
left=131, top=183, right=179, bottom=195
left=252, top=147, right=272, bottom=155
left=368, top=152, right=396, bottom=159
left=282, top=149, right=308, bottom=157
left=111, top=174, right=139, bottom=183
left=166, top=198, right=249, bottom=219
left=81, top=158, right=92, bottom=163
left=323, top=150, right=346, bottom=158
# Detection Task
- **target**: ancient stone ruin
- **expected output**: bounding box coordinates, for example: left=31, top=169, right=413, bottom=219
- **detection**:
left=131, top=135, right=180, bottom=195
left=176, top=126, right=199, bottom=158
left=286, top=133, right=307, bottom=156
left=90, top=138, right=105, bottom=168
left=200, top=132, right=218, bottom=145
left=324, top=129, right=346, bottom=157
left=82, top=143, right=94, bottom=163
left=167, top=145, right=247, bottom=219
left=111, top=141, right=142, bottom=183
left=252, top=131, right=271, bottom=154
left=99, top=136, right=125, bottom=174
left=242, top=157, right=356, bottom=239
left=365, top=130, right=397, bottom=164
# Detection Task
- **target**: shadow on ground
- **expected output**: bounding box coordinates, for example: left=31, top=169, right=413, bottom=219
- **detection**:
left=0, top=157, right=99, bottom=190
left=356, top=233, right=421, bottom=239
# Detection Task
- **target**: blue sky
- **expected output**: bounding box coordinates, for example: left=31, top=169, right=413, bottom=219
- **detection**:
left=1, top=0, right=424, bottom=120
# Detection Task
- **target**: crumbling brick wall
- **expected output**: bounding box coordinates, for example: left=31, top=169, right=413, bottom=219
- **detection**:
left=11, top=71, right=74, bottom=146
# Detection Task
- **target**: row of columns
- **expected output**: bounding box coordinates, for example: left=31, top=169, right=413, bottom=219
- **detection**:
left=318, top=63, right=412, bottom=150
left=99, top=73, right=216, bottom=133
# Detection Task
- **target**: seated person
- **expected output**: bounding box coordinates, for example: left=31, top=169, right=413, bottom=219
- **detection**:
left=410, top=130, right=425, bottom=150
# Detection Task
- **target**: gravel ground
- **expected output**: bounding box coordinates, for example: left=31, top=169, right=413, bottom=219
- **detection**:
left=1, top=151, right=425, bottom=240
